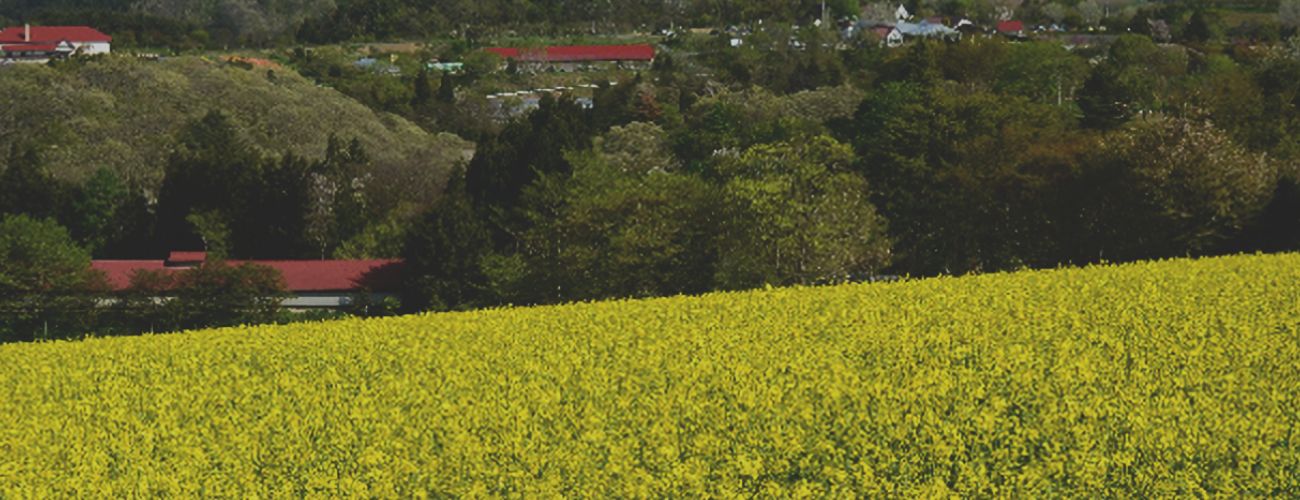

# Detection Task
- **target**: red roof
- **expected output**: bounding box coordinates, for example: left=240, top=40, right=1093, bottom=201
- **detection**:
left=485, top=44, right=654, bottom=63
left=0, top=26, right=111, bottom=43
left=93, top=260, right=166, bottom=290
left=997, top=21, right=1024, bottom=34
left=167, top=251, right=207, bottom=264
left=92, top=259, right=404, bottom=293
left=1, top=44, right=58, bottom=52
left=229, top=260, right=403, bottom=292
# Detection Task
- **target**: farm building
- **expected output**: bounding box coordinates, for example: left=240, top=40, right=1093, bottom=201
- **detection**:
left=484, top=44, right=654, bottom=72
left=93, top=252, right=403, bottom=310
left=0, top=25, right=111, bottom=63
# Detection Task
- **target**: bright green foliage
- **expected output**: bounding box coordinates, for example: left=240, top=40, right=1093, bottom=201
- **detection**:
left=714, top=135, right=890, bottom=288
left=0, top=215, right=104, bottom=342
left=5, top=252, right=1296, bottom=495
left=524, top=123, right=719, bottom=301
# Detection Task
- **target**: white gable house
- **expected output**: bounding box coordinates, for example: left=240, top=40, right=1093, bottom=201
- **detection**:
left=0, top=25, right=111, bottom=63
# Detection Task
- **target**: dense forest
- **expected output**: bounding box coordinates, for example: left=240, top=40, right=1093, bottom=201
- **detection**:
left=401, top=34, right=1300, bottom=311
left=3, top=0, right=1300, bottom=340
left=2, top=0, right=1294, bottom=46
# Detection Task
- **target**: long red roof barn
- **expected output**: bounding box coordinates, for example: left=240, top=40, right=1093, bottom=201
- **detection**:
left=484, top=44, right=654, bottom=63
left=92, top=255, right=403, bottom=293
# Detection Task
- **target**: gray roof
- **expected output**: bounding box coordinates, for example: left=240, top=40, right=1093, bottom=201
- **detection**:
left=896, top=21, right=960, bottom=37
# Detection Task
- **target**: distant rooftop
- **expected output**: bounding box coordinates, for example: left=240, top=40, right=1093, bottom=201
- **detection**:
left=93, top=252, right=404, bottom=293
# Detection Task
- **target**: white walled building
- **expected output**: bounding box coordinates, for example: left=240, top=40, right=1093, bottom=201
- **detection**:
left=0, top=25, right=111, bottom=63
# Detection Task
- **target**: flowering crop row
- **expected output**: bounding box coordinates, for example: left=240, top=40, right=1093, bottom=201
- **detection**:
left=2, top=253, right=1298, bottom=496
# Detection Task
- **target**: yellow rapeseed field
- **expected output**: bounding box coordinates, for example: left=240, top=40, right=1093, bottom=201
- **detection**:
left=2, top=253, right=1299, bottom=497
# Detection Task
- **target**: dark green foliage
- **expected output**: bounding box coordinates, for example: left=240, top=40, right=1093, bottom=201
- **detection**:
left=68, top=168, right=129, bottom=256
left=848, top=82, right=1084, bottom=274
left=436, top=74, right=457, bottom=104
left=4, top=0, right=863, bottom=46
left=706, top=26, right=849, bottom=93
left=1078, top=63, right=1137, bottom=129
left=1249, top=58, right=1300, bottom=161
left=0, top=145, right=66, bottom=220
left=156, top=111, right=265, bottom=255
left=168, top=261, right=287, bottom=330
left=402, top=169, right=492, bottom=311
left=107, top=268, right=177, bottom=334
left=882, top=40, right=944, bottom=85
left=674, top=88, right=833, bottom=171
left=17, top=7, right=208, bottom=48
left=1078, top=36, right=1188, bottom=130
left=241, top=152, right=312, bottom=258
left=1073, top=117, right=1277, bottom=261
left=157, top=111, right=337, bottom=259
left=1182, top=10, right=1222, bottom=43
left=466, top=95, right=596, bottom=218
left=1236, top=168, right=1300, bottom=252
left=522, top=124, right=720, bottom=301
left=412, top=68, right=435, bottom=109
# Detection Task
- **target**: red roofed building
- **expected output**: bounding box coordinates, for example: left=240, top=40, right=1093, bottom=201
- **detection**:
left=484, top=44, right=654, bottom=71
left=0, top=24, right=111, bottom=63
left=93, top=252, right=404, bottom=309
left=996, top=20, right=1026, bottom=38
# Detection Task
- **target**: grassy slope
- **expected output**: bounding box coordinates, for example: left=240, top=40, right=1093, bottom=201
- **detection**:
left=0, top=55, right=470, bottom=202
left=1, top=253, right=1298, bottom=496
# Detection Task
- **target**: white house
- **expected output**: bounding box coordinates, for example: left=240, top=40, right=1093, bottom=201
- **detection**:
left=0, top=25, right=111, bottom=63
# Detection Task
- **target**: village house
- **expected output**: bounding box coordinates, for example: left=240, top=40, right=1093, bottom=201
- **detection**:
left=93, top=252, right=403, bottom=310
left=997, top=20, right=1028, bottom=40
left=869, top=25, right=905, bottom=47
left=0, top=25, right=111, bottom=63
left=854, top=4, right=961, bottom=47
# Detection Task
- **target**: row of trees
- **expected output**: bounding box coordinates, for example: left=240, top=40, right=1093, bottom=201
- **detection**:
left=0, top=111, right=392, bottom=261
left=0, top=215, right=287, bottom=342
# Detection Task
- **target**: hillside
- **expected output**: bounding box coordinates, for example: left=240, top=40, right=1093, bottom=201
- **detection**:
left=2, top=253, right=1299, bottom=495
left=0, top=55, right=470, bottom=203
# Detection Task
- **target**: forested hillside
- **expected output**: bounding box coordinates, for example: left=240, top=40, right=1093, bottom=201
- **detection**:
left=0, top=56, right=469, bottom=198
left=2, top=0, right=1290, bottom=47
left=0, top=0, right=846, bottom=46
